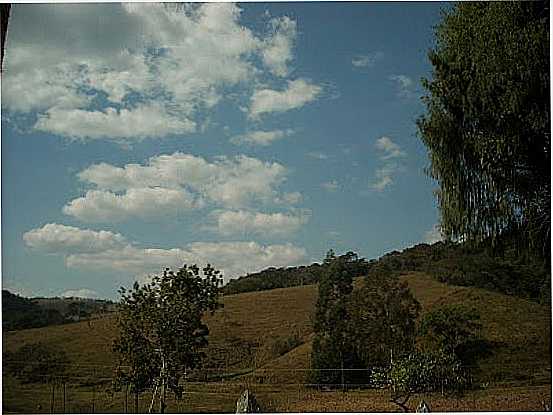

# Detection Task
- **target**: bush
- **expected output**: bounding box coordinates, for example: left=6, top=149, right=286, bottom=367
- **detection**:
left=418, top=305, right=481, bottom=362
left=270, top=334, right=303, bottom=357
left=4, top=342, right=69, bottom=384
left=372, top=351, right=470, bottom=411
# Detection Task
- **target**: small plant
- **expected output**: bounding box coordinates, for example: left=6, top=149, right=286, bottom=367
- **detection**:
left=270, top=334, right=303, bottom=357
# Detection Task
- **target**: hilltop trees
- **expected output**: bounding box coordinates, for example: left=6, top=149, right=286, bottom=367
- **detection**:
left=418, top=2, right=550, bottom=258
left=113, top=264, right=222, bottom=413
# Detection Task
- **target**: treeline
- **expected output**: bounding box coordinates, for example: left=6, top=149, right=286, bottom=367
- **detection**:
left=2, top=290, right=116, bottom=331
left=223, top=242, right=549, bottom=303
left=222, top=251, right=370, bottom=295
left=370, top=241, right=550, bottom=303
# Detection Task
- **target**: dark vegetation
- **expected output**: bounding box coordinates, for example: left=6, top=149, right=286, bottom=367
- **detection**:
left=222, top=241, right=549, bottom=303
left=222, top=250, right=368, bottom=295
left=2, top=290, right=115, bottom=331
left=309, top=250, right=486, bottom=410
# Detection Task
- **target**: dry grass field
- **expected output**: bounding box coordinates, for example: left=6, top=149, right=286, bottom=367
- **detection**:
left=3, top=272, right=551, bottom=412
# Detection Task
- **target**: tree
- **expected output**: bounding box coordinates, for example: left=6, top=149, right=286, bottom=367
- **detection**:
left=347, top=274, right=420, bottom=370
left=417, top=2, right=550, bottom=258
left=311, top=251, right=354, bottom=387
left=113, top=264, right=222, bottom=413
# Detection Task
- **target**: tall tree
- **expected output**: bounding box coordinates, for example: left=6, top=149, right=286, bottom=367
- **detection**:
left=418, top=2, right=550, bottom=259
left=113, top=264, right=222, bottom=413
left=311, top=251, right=355, bottom=386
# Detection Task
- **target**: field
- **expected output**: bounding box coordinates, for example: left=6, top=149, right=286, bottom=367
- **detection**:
left=3, top=272, right=551, bottom=412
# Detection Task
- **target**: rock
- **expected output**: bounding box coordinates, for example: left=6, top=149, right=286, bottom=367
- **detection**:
left=236, top=389, right=261, bottom=413
left=416, top=399, right=431, bottom=412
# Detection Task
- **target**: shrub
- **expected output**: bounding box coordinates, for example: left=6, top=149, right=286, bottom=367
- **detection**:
left=270, top=334, right=303, bottom=357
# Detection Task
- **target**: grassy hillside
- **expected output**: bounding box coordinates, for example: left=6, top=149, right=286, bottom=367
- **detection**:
left=3, top=273, right=551, bottom=412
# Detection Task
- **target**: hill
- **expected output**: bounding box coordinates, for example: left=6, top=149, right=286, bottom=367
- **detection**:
left=2, top=290, right=116, bottom=331
left=3, top=272, right=551, bottom=412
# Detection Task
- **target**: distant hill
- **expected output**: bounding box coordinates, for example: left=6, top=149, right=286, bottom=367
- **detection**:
left=2, top=290, right=116, bottom=331
left=223, top=241, right=550, bottom=302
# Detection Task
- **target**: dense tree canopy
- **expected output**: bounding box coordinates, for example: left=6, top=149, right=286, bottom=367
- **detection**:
left=418, top=2, right=550, bottom=258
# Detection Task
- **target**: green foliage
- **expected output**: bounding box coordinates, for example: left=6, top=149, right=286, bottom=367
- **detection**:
left=4, top=342, right=69, bottom=384
left=113, top=264, right=222, bottom=399
left=347, top=275, right=420, bottom=369
left=311, top=253, right=420, bottom=387
left=310, top=251, right=355, bottom=386
left=418, top=305, right=481, bottom=361
left=373, top=351, right=470, bottom=410
left=418, top=2, right=550, bottom=258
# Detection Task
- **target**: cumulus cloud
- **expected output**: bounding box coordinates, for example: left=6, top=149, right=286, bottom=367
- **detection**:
left=35, top=104, right=196, bottom=141
left=23, top=223, right=127, bottom=254
left=64, top=152, right=297, bottom=222
left=63, top=188, right=203, bottom=223
left=24, top=222, right=308, bottom=282
left=61, top=288, right=99, bottom=299
left=249, top=79, right=322, bottom=118
left=352, top=51, right=383, bottom=68
left=214, top=210, right=309, bottom=237
left=230, top=129, right=294, bottom=146
left=3, top=3, right=317, bottom=141
left=369, top=136, right=406, bottom=192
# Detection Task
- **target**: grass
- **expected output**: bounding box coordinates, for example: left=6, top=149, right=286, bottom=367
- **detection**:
left=3, top=272, right=551, bottom=412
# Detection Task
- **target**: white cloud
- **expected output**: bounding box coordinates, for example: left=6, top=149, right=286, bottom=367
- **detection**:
left=23, top=221, right=308, bottom=282
left=352, top=51, right=383, bottom=68
left=369, top=136, right=406, bottom=192
left=65, top=152, right=296, bottom=222
left=65, top=241, right=306, bottom=282
left=35, top=104, right=196, bottom=141
left=423, top=223, right=443, bottom=244
left=249, top=79, right=322, bottom=118
left=3, top=4, right=316, bottom=141
left=261, top=16, right=297, bottom=77
left=230, top=129, right=294, bottom=146
left=374, top=136, right=406, bottom=160
left=61, top=288, right=99, bottom=299
left=389, top=74, right=416, bottom=98
left=321, top=180, right=339, bottom=192
left=214, top=210, right=309, bottom=237
left=23, top=223, right=127, bottom=254
left=63, top=188, right=203, bottom=223
left=370, top=163, right=399, bottom=191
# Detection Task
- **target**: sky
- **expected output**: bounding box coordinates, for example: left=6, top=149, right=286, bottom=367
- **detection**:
left=1, top=2, right=447, bottom=300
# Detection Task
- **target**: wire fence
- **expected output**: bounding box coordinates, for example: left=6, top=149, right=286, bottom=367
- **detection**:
left=2, top=362, right=551, bottom=414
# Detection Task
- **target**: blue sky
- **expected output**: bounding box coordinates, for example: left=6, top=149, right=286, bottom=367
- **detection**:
left=1, top=2, right=446, bottom=299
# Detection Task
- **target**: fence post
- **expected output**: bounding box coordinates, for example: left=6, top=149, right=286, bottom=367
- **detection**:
left=63, top=382, right=66, bottom=413
left=50, top=383, right=55, bottom=414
